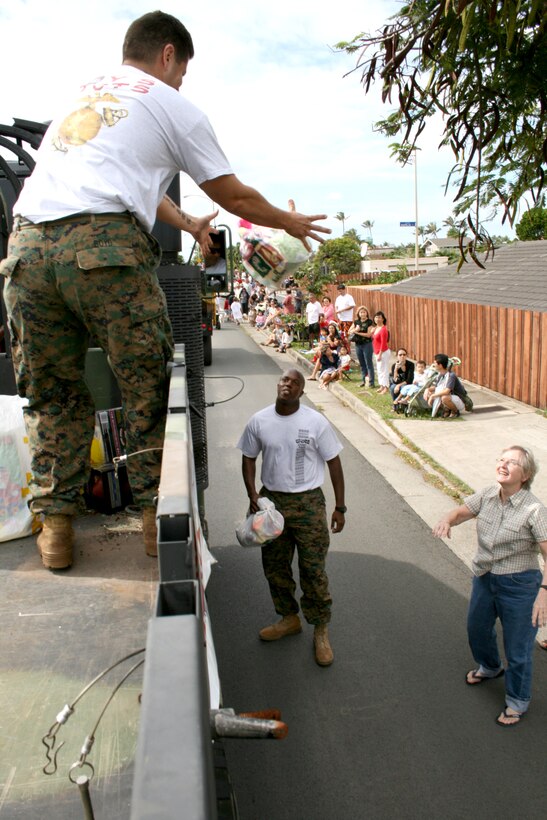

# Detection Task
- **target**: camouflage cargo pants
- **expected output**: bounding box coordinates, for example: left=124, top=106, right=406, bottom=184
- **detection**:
left=0, top=214, right=174, bottom=515
left=259, top=486, right=332, bottom=625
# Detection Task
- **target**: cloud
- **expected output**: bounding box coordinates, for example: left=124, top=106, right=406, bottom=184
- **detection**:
left=0, top=0, right=515, bottom=247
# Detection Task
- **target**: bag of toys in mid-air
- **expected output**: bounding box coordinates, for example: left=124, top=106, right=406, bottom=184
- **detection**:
left=238, top=218, right=310, bottom=287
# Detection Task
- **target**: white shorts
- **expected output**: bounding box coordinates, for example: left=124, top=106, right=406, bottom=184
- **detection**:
left=451, top=395, right=465, bottom=412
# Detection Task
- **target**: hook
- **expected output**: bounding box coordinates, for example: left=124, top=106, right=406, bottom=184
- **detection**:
left=41, top=727, right=65, bottom=775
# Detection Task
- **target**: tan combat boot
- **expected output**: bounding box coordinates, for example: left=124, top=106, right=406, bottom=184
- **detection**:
left=313, top=624, right=334, bottom=666
left=259, top=614, right=302, bottom=641
left=142, top=507, right=158, bottom=557
left=36, top=515, right=74, bottom=570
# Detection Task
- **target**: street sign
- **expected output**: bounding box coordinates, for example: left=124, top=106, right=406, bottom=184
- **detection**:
left=400, top=221, right=416, bottom=226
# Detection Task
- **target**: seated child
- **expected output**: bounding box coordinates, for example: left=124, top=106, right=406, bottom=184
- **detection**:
left=393, top=360, right=427, bottom=409
left=278, top=324, right=294, bottom=353
left=338, top=345, right=352, bottom=376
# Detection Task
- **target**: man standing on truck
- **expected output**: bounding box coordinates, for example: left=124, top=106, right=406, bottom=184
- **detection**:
left=238, top=369, right=346, bottom=666
left=0, top=10, right=331, bottom=570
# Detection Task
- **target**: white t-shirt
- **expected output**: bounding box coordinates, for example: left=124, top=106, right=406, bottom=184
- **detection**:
left=237, top=404, right=342, bottom=492
left=15, top=65, right=232, bottom=232
left=335, top=293, right=355, bottom=321
left=305, top=300, right=322, bottom=326
left=231, top=301, right=243, bottom=320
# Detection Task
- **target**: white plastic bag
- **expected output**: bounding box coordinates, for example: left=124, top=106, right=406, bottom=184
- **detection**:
left=236, top=497, right=284, bottom=548
left=0, top=395, right=41, bottom=542
left=238, top=219, right=310, bottom=287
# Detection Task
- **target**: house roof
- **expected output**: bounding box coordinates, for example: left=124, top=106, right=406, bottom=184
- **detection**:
left=384, top=240, right=547, bottom=312
left=423, top=237, right=462, bottom=249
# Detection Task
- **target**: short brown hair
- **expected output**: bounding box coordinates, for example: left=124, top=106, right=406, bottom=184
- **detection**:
left=123, top=11, right=194, bottom=64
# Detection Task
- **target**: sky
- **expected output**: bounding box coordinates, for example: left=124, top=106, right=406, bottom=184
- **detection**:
left=0, top=0, right=516, bottom=260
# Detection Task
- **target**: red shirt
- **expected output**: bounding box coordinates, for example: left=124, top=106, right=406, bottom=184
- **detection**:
left=372, top=325, right=389, bottom=355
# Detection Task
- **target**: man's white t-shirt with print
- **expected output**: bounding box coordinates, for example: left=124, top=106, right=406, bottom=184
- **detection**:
left=15, top=65, right=232, bottom=232
left=305, top=300, right=323, bottom=326
left=335, top=293, right=355, bottom=322
left=237, top=404, right=342, bottom=492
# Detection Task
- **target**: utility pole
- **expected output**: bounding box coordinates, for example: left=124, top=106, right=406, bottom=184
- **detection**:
left=414, top=149, right=419, bottom=272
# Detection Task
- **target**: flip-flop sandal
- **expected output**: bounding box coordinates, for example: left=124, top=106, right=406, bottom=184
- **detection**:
left=496, top=707, right=524, bottom=727
left=465, top=668, right=504, bottom=685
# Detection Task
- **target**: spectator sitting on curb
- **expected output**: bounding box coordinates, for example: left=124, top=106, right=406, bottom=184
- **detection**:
left=337, top=344, right=352, bottom=378
left=261, top=316, right=283, bottom=347
left=389, top=348, right=415, bottom=401
left=423, top=353, right=468, bottom=418
left=319, top=345, right=341, bottom=390
left=393, top=360, right=428, bottom=410
left=278, top=324, right=294, bottom=353
left=307, top=331, right=328, bottom=380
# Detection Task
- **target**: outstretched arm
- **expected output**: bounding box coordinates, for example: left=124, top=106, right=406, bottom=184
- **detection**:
left=432, top=505, right=475, bottom=539
left=201, top=175, right=331, bottom=251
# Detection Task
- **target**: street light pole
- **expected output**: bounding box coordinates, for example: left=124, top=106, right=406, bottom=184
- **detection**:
left=414, top=149, right=419, bottom=272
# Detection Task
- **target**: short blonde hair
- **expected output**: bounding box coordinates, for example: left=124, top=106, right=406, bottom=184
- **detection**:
left=501, top=445, right=538, bottom=489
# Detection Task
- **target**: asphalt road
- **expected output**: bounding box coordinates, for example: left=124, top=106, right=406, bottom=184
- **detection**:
left=2, top=322, right=545, bottom=820
left=204, top=323, right=547, bottom=820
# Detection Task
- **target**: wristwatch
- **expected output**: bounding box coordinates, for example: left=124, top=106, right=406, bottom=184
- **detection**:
left=335, top=505, right=347, bottom=514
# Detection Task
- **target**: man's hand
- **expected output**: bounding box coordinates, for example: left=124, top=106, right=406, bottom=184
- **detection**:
left=201, top=176, right=331, bottom=253
left=331, top=510, right=345, bottom=533
left=286, top=198, right=330, bottom=251
left=248, top=493, right=260, bottom=514
left=189, top=211, right=219, bottom=257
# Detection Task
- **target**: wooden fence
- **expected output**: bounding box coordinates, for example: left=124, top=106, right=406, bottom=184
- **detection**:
left=325, top=284, right=547, bottom=409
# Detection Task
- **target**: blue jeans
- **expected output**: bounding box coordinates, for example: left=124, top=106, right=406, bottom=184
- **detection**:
left=355, top=343, right=374, bottom=386
left=467, top=570, right=541, bottom=713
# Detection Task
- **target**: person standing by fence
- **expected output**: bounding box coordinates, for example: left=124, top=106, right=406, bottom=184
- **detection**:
left=372, top=311, right=390, bottom=394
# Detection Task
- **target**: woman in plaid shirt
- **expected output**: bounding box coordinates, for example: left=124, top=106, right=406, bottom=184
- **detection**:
left=433, top=445, right=547, bottom=727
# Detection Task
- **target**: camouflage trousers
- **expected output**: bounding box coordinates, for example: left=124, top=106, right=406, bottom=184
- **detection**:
left=259, top=486, right=332, bottom=625
left=0, top=214, right=174, bottom=515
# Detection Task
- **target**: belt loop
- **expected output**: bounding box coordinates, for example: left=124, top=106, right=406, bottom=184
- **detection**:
left=13, top=216, right=21, bottom=233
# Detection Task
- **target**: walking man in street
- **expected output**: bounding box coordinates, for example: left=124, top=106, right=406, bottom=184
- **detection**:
left=237, top=369, right=346, bottom=666
left=0, top=10, right=330, bottom=570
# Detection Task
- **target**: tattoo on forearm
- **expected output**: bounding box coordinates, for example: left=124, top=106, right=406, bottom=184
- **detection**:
left=165, top=195, right=194, bottom=227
